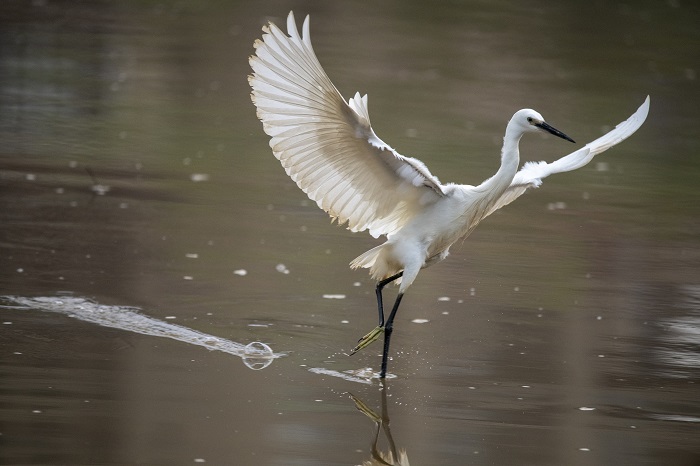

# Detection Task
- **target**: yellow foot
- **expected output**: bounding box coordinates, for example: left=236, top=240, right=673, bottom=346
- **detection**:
left=350, top=326, right=384, bottom=355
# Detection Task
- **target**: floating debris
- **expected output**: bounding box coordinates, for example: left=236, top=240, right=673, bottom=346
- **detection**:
left=233, top=269, right=248, bottom=276
left=92, top=184, right=110, bottom=196
left=275, top=263, right=290, bottom=274
left=190, top=173, right=210, bottom=182
left=547, top=201, right=567, bottom=211
left=322, top=294, right=346, bottom=299
left=411, top=319, right=429, bottom=324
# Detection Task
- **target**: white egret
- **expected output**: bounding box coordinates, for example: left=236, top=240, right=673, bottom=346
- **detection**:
left=249, top=11, right=650, bottom=378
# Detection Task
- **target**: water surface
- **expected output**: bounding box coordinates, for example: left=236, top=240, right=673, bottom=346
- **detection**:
left=1, top=1, right=699, bottom=465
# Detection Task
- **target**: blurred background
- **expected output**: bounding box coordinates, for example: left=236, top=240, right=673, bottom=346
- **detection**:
left=1, top=1, right=699, bottom=465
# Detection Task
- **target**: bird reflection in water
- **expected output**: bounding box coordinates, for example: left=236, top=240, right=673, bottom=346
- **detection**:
left=349, top=382, right=410, bottom=466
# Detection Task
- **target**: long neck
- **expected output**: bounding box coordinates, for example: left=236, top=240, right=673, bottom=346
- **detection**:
left=477, top=126, right=521, bottom=194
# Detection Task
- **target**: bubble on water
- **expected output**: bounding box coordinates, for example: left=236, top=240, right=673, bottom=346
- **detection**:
left=242, top=341, right=275, bottom=370
left=244, top=342, right=273, bottom=356
left=412, top=318, right=429, bottom=324
left=275, top=264, right=290, bottom=274
left=233, top=269, right=247, bottom=276
left=322, top=294, right=345, bottom=299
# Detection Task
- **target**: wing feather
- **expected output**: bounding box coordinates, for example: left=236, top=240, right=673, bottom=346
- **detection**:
left=250, top=11, right=444, bottom=238
left=483, top=96, right=650, bottom=217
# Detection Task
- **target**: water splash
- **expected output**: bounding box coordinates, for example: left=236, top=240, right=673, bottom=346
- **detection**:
left=1, top=296, right=285, bottom=370
left=308, top=367, right=396, bottom=384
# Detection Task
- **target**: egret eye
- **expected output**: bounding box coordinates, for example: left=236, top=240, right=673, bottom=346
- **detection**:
left=527, top=117, right=533, bottom=123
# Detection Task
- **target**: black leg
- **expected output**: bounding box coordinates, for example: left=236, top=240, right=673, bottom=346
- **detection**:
left=350, top=272, right=404, bottom=358
left=375, top=272, right=403, bottom=327
left=380, top=292, right=404, bottom=378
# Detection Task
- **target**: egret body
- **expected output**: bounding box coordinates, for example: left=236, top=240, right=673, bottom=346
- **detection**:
left=249, top=12, right=650, bottom=378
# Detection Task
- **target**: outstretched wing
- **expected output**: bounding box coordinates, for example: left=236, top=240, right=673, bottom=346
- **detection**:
left=249, top=12, right=444, bottom=239
left=484, top=95, right=650, bottom=217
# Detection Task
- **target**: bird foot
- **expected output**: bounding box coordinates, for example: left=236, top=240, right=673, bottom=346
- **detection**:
left=350, top=326, right=384, bottom=355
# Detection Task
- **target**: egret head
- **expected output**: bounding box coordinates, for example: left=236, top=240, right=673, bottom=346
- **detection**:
left=511, top=109, right=575, bottom=143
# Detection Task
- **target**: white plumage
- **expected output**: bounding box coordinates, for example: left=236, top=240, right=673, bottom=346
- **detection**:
left=249, top=11, right=650, bottom=377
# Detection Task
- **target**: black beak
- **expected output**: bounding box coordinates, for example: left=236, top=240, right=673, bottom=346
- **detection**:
left=536, top=121, right=575, bottom=143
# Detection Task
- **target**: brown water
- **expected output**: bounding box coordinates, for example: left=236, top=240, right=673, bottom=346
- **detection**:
left=1, top=1, right=699, bottom=465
